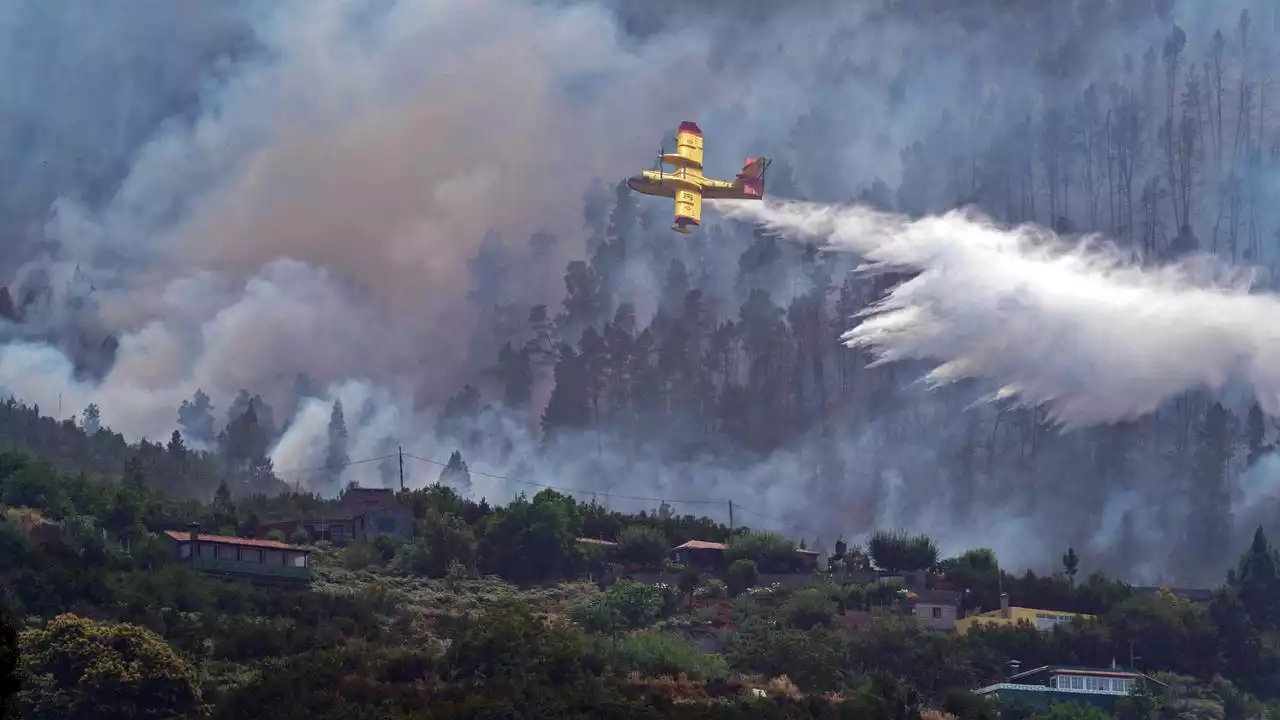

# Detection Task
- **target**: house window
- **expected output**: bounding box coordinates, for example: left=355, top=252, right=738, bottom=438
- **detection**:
left=241, top=548, right=263, bottom=563
left=216, top=544, right=237, bottom=560
left=1069, top=676, right=1084, bottom=690
left=286, top=552, right=308, bottom=568
left=931, top=607, right=943, bottom=619
left=265, top=550, right=283, bottom=565
left=376, top=517, right=396, bottom=533
left=178, top=543, right=192, bottom=559
left=329, top=524, right=347, bottom=543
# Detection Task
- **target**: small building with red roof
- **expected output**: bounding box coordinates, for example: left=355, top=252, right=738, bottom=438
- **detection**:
left=165, top=523, right=311, bottom=585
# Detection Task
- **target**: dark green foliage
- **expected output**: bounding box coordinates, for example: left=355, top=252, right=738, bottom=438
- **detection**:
left=726, top=559, right=759, bottom=595
left=0, top=598, right=17, bottom=720
left=395, top=510, right=477, bottom=578
left=942, top=689, right=998, bottom=720
left=725, top=625, right=846, bottom=691
left=600, top=631, right=729, bottom=680
left=570, top=581, right=679, bottom=633
left=617, top=524, right=670, bottom=568
left=868, top=530, right=939, bottom=573
left=780, top=588, right=837, bottom=631
left=0, top=331, right=1279, bottom=720
left=477, top=489, right=583, bottom=583
left=727, top=531, right=798, bottom=573
left=17, top=613, right=203, bottom=720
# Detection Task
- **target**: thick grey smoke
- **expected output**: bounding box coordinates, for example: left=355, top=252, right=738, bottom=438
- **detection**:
left=7, top=0, right=733, bottom=438
left=713, top=199, right=1280, bottom=426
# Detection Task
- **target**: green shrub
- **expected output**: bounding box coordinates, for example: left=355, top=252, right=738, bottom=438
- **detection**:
left=568, top=581, right=675, bottom=634
left=394, top=511, right=476, bottom=578
left=695, top=578, right=728, bottom=600
left=724, top=625, right=846, bottom=692
left=726, top=532, right=796, bottom=573
left=780, top=588, right=836, bottom=631
left=726, top=559, right=759, bottom=596
left=616, top=525, right=668, bottom=569
left=341, top=541, right=378, bottom=570
left=602, top=631, right=729, bottom=680
left=868, top=529, right=939, bottom=572
left=265, top=529, right=287, bottom=543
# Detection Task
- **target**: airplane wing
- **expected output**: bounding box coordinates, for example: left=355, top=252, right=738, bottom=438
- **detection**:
left=673, top=188, right=702, bottom=233
left=663, top=121, right=704, bottom=169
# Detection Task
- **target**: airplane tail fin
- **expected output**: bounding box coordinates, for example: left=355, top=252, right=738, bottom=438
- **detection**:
left=736, top=157, right=769, bottom=198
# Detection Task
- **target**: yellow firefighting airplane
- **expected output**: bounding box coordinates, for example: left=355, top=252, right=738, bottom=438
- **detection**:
left=627, top=121, right=771, bottom=234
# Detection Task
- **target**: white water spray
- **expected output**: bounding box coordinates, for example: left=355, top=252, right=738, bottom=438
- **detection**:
left=712, top=198, right=1280, bottom=426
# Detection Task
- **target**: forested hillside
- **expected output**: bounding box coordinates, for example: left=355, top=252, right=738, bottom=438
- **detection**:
left=3, top=406, right=1280, bottom=719
left=435, top=0, right=1280, bottom=588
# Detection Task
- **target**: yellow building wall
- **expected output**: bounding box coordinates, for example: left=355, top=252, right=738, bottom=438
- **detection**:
left=954, top=607, right=1094, bottom=635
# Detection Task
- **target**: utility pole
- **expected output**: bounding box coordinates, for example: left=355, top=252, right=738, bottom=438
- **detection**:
left=728, top=500, right=734, bottom=533
left=398, top=445, right=405, bottom=492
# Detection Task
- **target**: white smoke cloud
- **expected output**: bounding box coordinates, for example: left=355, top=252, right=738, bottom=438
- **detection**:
left=713, top=198, right=1280, bottom=427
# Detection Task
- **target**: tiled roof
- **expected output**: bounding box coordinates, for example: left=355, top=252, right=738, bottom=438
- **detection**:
left=912, top=589, right=961, bottom=605
left=164, top=529, right=307, bottom=552
left=1009, top=665, right=1168, bottom=686
left=673, top=540, right=729, bottom=551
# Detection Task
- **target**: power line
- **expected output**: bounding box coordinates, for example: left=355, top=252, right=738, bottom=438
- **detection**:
left=401, top=452, right=725, bottom=507
left=272, top=452, right=399, bottom=478
left=402, top=451, right=816, bottom=538
left=177, top=452, right=401, bottom=487
left=734, top=504, right=811, bottom=537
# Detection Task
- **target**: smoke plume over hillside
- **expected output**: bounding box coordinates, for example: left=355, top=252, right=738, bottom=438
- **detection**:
left=2, top=0, right=1280, bottom=584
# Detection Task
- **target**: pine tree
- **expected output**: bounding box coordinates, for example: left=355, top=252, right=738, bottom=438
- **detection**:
left=166, top=429, right=189, bottom=488
left=495, top=342, right=534, bottom=410
left=1235, top=527, right=1280, bottom=632
left=659, top=259, right=691, bottom=319
left=177, top=390, right=215, bottom=446
left=1062, top=547, right=1080, bottom=583
left=1189, top=402, right=1232, bottom=575
left=579, top=327, right=609, bottom=424
left=437, top=385, right=483, bottom=446
left=80, top=403, right=101, bottom=436
left=440, top=450, right=472, bottom=492
left=560, top=261, right=603, bottom=340
left=227, top=389, right=252, bottom=426
left=0, top=286, right=15, bottom=322
left=541, top=344, right=590, bottom=442
left=0, top=595, right=18, bottom=718
left=219, top=400, right=275, bottom=492
left=293, top=372, right=318, bottom=402
left=326, top=400, right=349, bottom=489
left=467, top=229, right=507, bottom=304
left=1246, top=402, right=1267, bottom=466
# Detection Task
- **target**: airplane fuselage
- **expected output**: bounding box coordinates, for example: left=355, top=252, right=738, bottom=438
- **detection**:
left=626, top=121, right=767, bottom=233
